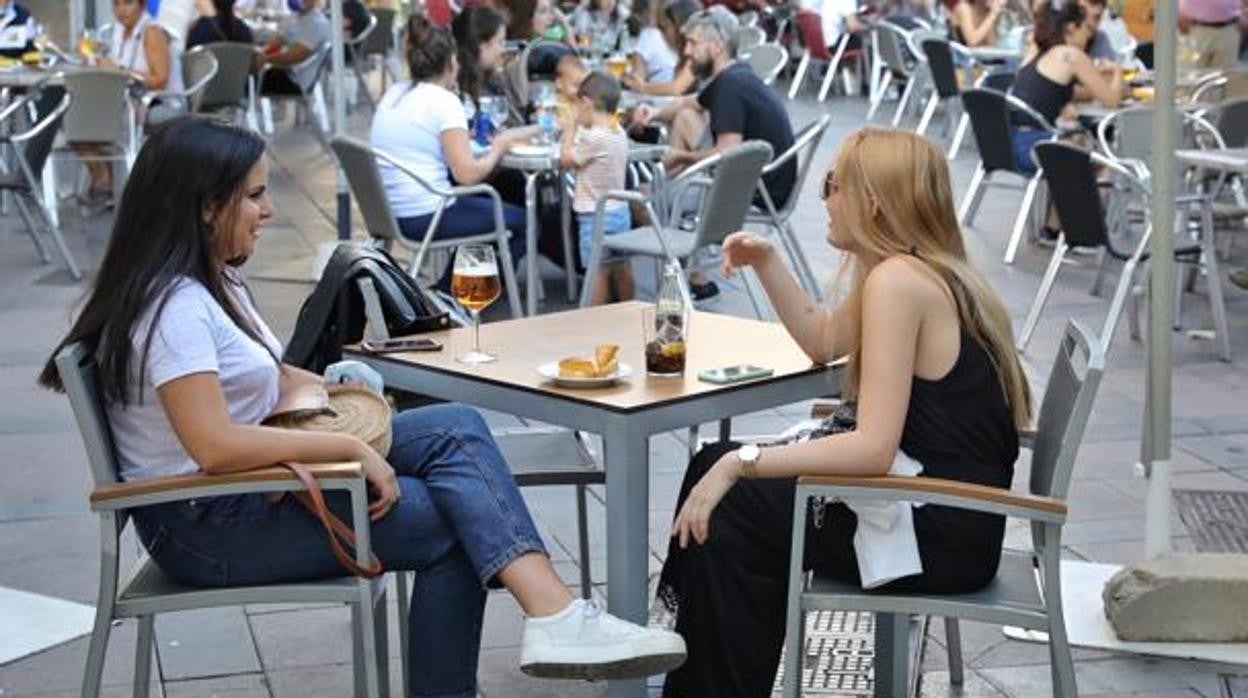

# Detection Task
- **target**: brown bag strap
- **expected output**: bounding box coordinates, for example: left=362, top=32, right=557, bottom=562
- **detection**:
left=280, top=462, right=384, bottom=579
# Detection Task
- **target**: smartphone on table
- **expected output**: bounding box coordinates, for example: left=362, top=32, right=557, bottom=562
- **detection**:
left=697, top=364, right=774, bottom=384
left=361, top=337, right=443, bottom=353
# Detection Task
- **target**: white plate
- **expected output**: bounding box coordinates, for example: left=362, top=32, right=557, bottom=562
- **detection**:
left=510, top=143, right=555, bottom=157
left=537, top=361, right=633, bottom=388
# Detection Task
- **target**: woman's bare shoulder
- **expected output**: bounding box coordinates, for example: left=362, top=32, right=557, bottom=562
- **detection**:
left=864, top=255, right=948, bottom=305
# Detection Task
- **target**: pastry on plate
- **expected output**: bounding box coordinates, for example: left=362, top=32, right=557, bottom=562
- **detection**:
left=558, top=344, right=620, bottom=378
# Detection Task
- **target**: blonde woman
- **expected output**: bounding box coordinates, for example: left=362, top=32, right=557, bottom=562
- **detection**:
left=656, top=128, right=1032, bottom=698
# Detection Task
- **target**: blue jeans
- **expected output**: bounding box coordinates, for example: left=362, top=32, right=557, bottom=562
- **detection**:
left=133, top=404, right=547, bottom=698
left=1010, top=127, right=1050, bottom=176
left=397, top=195, right=528, bottom=290
left=577, top=205, right=632, bottom=266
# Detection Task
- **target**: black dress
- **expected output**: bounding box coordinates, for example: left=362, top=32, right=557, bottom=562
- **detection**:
left=657, top=328, right=1020, bottom=698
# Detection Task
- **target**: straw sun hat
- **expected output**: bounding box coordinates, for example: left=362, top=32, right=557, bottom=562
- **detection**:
left=264, top=384, right=393, bottom=457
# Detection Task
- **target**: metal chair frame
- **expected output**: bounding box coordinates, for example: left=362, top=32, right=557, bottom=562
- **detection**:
left=742, top=42, right=788, bottom=85
left=916, top=37, right=976, bottom=158
left=140, top=47, right=220, bottom=128
left=257, top=43, right=333, bottom=138
left=196, top=41, right=261, bottom=129
left=346, top=10, right=380, bottom=111
left=866, top=19, right=921, bottom=126
left=788, top=11, right=863, bottom=102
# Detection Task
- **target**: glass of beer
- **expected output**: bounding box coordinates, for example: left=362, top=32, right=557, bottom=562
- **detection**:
left=451, top=244, right=502, bottom=364
left=605, top=54, right=629, bottom=79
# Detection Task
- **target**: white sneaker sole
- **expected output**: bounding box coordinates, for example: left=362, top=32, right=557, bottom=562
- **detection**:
left=520, top=650, right=687, bottom=681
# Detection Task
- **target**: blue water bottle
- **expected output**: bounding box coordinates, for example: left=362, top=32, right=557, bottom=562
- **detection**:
left=473, top=110, right=493, bottom=147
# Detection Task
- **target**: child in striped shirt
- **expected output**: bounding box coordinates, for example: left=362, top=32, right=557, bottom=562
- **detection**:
left=559, top=71, right=634, bottom=305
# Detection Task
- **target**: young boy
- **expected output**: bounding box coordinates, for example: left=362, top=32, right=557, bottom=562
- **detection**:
left=554, top=53, right=589, bottom=104
left=559, top=71, right=634, bottom=305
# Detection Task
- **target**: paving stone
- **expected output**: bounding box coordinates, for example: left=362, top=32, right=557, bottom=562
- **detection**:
left=154, top=607, right=262, bottom=680
left=919, top=668, right=1009, bottom=697
left=0, top=621, right=161, bottom=696
left=163, top=673, right=271, bottom=697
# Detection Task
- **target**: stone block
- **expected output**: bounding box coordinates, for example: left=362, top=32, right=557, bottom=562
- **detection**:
left=1104, top=553, right=1248, bottom=641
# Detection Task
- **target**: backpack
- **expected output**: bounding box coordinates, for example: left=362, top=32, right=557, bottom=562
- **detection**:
left=283, top=243, right=451, bottom=373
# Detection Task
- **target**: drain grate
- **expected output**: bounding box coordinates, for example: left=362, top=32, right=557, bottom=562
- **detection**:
left=772, top=611, right=876, bottom=696
left=1173, top=489, right=1248, bottom=553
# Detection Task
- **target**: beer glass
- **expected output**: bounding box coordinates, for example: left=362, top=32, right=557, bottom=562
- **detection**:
left=451, top=244, right=502, bottom=364
left=605, top=54, right=629, bottom=78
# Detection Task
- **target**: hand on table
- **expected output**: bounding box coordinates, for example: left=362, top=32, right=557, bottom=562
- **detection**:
left=492, top=125, right=540, bottom=152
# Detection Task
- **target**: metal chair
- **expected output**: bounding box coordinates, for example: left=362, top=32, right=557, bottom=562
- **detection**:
left=958, top=87, right=1057, bottom=264
left=577, top=141, right=774, bottom=317
left=737, top=25, right=766, bottom=53
left=140, top=47, right=220, bottom=129
left=782, top=319, right=1106, bottom=698
left=58, top=68, right=139, bottom=202
left=746, top=115, right=831, bottom=301
left=917, top=37, right=974, bottom=158
left=788, top=11, right=863, bottom=102
left=329, top=135, right=524, bottom=318
left=346, top=10, right=380, bottom=111
left=0, top=87, right=79, bottom=279
left=54, top=343, right=389, bottom=698
left=355, top=6, right=400, bottom=94
left=866, top=19, right=920, bottom=125
left=742, top=42, right=787, bottom=85
left=257, top=43, right=332, bottom=138
left=197, top=41, right=260, bottom=128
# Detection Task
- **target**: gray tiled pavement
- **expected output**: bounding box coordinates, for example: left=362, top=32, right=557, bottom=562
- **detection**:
left=2, top=71, right=1248, bottom=697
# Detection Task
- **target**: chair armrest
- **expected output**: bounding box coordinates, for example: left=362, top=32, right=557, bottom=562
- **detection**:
left=1018, top=429, right=1036, bottom=449
left=0, top=90, right=36, bottom=125
left=89, top=462, right=365, bottom=512
left=795, top=474, right=1067, bottom=524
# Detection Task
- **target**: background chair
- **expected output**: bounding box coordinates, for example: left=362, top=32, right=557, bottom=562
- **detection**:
left=916, top=37, right=974, bottom=158
left=866, top=20, right=920, bottom=125
left=54, top=343, right=389, bottom=698
left=354, top=6, right=400, bottom=95
left=742, top=42, right=787, bottom=85
left=788, top=11, right=863, bottom=102
left=140, top=47, right=220, bottom=130
left=577, top=141, right=774, bottom=317
left=346, top=10, right=380, bottom=111
left=746, top=115, right=830, bottom=301
left=196, top=41, right=260, bottom=128
left=257, top=44, right=332, bottom=138
left=329, top=135, right=524, bottom=318
left=736, top=25, right=766, bottom=53
left=782, top=319, right=1107, bottom=698
left=0, top=86, right=78, bottom=279
left=58, top=68, right=139, bottom=203
left=958, top=87, right=1057, bottom=264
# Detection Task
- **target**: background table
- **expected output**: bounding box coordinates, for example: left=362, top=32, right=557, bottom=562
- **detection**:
left=347, top=302, right=839, bottom=697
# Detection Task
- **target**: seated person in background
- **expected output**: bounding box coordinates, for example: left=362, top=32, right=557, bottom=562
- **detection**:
left=1079, top=0, right=1120, bottom=61
left=186, top=0, right=255, bottom=48
left=1177, top=0, right=1243, bottom=70
left=342, top=0, right=370, bottom=39
left=0, top=0, right=35, bottom=59
left=632, top=6, right=796, bottom=299
left=818, top=0, right=868, bottom=53
left=254, top=0, right=330, bottom=96
left=569, top=0, right=626, bottom=51
left=622, top=0, right=699, bottom=95
left=555, top=52, right=589, bottom=102
left=625, top=0, right=678, bottom=83
left=951, top=0, right=1005, bottom=46
left=558, top=71, right=634, bottom=304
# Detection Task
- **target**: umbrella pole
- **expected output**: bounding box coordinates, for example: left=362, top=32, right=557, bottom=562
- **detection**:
left=331, top=0, right=351, bottom=240
left=1142, top=0, right=1177, bottom=557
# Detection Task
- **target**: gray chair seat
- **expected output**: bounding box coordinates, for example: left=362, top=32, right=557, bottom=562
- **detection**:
left=601, top=226, right=698, bottom=258
left=0, top=171, right=29, bottom=191
left=805, top=549, right=1045, bottom=622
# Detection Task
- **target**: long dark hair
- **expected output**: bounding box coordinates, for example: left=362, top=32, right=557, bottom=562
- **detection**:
left=38, top=117, right=269, bottom=405
left=501, top=0, right=539, bottom=40
left=662, top=0, right=700, bottom=53
left=453, top=6, right=506, bottom=106
left=405, top=14, right=457, bottom=83
left=1034, top=1, right=1085, bottom=52
left=210, top=0, right=248, bottom=42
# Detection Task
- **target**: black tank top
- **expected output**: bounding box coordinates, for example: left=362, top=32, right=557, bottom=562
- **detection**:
left=1012, top=55, right=1074, bottom=125
left=901, top=328, right=1021, bottom=592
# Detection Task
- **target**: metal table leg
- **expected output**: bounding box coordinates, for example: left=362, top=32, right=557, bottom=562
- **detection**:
left=603, top=417, right=650, bottom=698
left=874, top=612, right=909, bottom=698
left=524, top=170, right=541, bottom=316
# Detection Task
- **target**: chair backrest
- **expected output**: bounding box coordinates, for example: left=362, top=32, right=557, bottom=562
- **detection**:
left=961, top=88, right=1019, bottom=173
left=743, top=43, right=787, bottom=85
left=180, top=47, right=220, bottom=112
left=13, top=89, right=71, bottom=182
left=1028, top=320, right=1104, bottom=501
left=347, top=10, right=379, bottom=51
left=1096, top=105, right=1207, bottom=168
left=738, top=9, right=760, bottom=27
left=359, top=7, right=396, bottom=57
left=294, top=43, right=333, bottom=93
left=795, top=11, right=831, bottom=61
left=1033, top=142, right=1110, bottom=249
left=874, top=20, right=915, bottom=75
left=737, top=25, right=766, bottom=52
left=1206, top=96, right=1248, bottom=148
left=329, top=135, right=403, bottom=244
left=198, top=42, right=255, bottom=110
left=692, top=140, right=774, bottom=249
left=766, top=114, right=830, bottom=215
left=54, top=343, right=122, bottom=488
left=978, top=69, right=1016, bottom=91
left=62, top=68, right=133, bottom=144
left=920, top=37, right=961, bottom=99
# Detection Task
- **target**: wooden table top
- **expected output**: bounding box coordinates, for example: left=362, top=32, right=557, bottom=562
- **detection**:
left=356, top=302, right=835, bottom=413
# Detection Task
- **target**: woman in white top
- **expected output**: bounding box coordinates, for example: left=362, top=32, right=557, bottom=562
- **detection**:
left=370, top=16, right=533, bottom=288
left=625, top=0, right=678, bottom=82
left=41, top=116, right=686, bottom=694
left=621, top=0, right=699, bottom=95
left=81, top=0, right=182, bottom=201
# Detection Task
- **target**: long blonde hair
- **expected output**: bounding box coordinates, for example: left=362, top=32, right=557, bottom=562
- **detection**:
left=831, top=128, right=1033, bottom=430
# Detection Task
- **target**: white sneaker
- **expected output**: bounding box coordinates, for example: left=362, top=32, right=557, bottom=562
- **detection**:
left=519, top=599, right=687, bottom=681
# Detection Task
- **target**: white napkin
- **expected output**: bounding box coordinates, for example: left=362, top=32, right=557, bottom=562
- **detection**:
left=848, top=450, right=924, bottom=589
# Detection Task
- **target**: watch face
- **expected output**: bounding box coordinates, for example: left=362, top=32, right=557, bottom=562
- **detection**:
left=740, top=444, right=760, bottom=462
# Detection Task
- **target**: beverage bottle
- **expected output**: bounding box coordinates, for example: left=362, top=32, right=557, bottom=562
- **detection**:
left=655, top=262, right=689, bottom=340
left=537, top=102, right=556, bottom=145
left=473, top=109, right=492, bottom=148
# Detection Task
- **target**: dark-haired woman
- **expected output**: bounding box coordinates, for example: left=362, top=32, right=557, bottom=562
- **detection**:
left=625, top=0, right=678, bottom=83
left=1011, top=2, right=1122, bottom=168
left=621, top=0, right=699, bottom=96
left=371, top=15, right=531, bottom=285
left=452, top=5, right=509, bottom=111
left=40, top=117, right=685, bottom=696
left=186, top=0, right=255, bottom=48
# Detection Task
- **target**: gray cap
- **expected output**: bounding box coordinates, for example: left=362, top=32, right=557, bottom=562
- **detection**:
left=682, top=5, right=740, bottom=57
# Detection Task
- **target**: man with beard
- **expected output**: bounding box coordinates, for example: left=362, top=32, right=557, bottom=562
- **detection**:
left=634, top=5, right=796, bottom=212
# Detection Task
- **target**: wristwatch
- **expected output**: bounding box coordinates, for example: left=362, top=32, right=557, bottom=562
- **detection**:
left=737, top=443, right=761, bottom=478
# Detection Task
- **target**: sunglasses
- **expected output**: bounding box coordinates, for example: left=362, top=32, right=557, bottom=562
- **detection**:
left=821, top=169, right=838, bottom=200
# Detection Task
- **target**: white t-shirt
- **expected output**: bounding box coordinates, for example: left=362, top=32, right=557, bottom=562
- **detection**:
left=370, top=81, right=469, bottom=219
left=632, top=27, right=677, bottom=82
left=279, top=9, right=331, bottom=90
left=106, top=275, right=282, bottom=482
left=819, top=0, right=859, bottom=49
